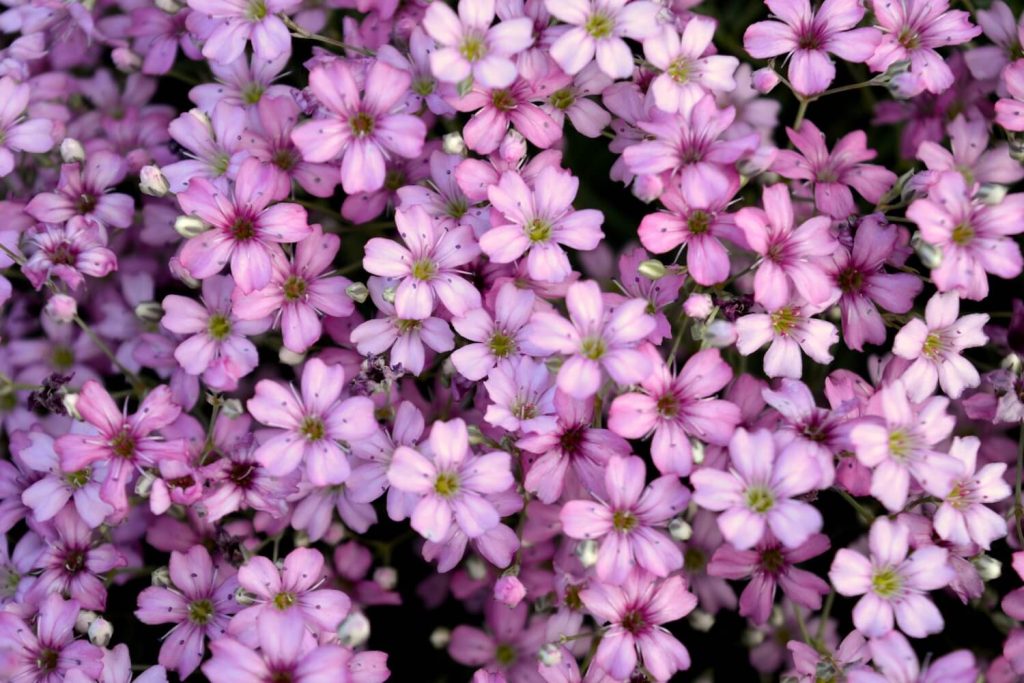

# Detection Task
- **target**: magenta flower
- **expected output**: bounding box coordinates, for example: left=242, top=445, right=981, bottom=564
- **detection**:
left=231, top=225, right=354, bottom=353
left=692, top=428, right=824, bottom=550
left=451, top=282, right=536, bottom=381
left=388, top=418, right=514, bottom=541
left=892, top=291, right=989, bottom=400
left=396, top=151, right=488, bottom=236
left=185, top=0, right=299, bottom=64
left=827, top=215, right=922, bottom=351
left=735, top=303, right=839, bottom=379
left=0, top=595, right=104, bottom=682
left=849, top=380, right=961, bottom=512
left=135, top=545, right=241, bottom=678
left=247, top=95, right=339, bottom=200
left=291, top=59, right=427, bottom=194
left=867, top=0, right=981, bottom=96
left=708, top=532, right=830, bottom=624
left=363, top=205, right=481, bottom=318
left=743, top=0, right=882, bottom=96
left=561, top=455, right=689, bottom=583
left=906, top=171, right=1024, bottom=301
left=613, top=246, right=685, bottom=344
left=14, top=430, right=112, bottom=528
left=580, top=570, right=697, bottom=681
left=736, top=183, right=839, bottom=311
left=22, top=217, right=117, bottom=292
left=128, top=6, right=200, bottom=76
left=0, top=75, right=54, bottom=177
left=545, top=0, right=662, bottom=79
left=452, top=77, right=561, bottom=155
left=927, top=436, right=1011, bottom=550
left=203, top=628, right=360, bottom=683
left=829, top=517, right=954, bottom=638
left=246, top=357, right=377, bottom=485
left=609, top=348, right=740, bottom=476
left=916, top=114, right=1024, bottom=188
left=161, top=103, right=249, bottom=193
left=643, top=18, right=739, bottom=113
left=448, top=600, right=545, bottom=680
left=25, top=151, right=134, bottom=230
left=480, top=167, right=604, bottom=283
left=56, top=381, right=185, bottom=517
left=422, top=0, right=533, bottom=89
left=177, top=158, right=312, bottom=293
left=228, top=548, right=351, bottom=646
left=525, top=280, right=655, bottom=399
left=200, top=437, right=299, bottom=522
left=161, top=274, right=271, bottom=392
left=773, top=120, right=897, bottom=218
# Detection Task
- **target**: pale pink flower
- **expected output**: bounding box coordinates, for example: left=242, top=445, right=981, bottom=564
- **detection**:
left=186, top=0, right=299, bottom=64
left=643, top=17, right=739, bottom=113
left=539, top=63, right=614, bottom=138
left=829, top=517, right=954, bottom=638
left=0, top=595, right=104, bottom=682
left=22, top=217, right=117, bottom=292
left=0, top=75, right=55, bottom=176
left=483, top=357, right=557, bottom=434
left=855, top=630, right=978, bottom=683
left=735, top=303, right=839, bottom=379
left=25, top=151, right=134, bottom=230
left=691, top=428, right=824, bottom=550
left=545, top=0, right=662, bottom=79
left=892, top=290, right=989, bottom=400
left=744, top=0, right=882, bottom=96
left=927, top=436, right=1011, bottom=550
left=452, top=77, right=561, bottom=155
left=451, top=282, right=536, bottom=381
left=965, top=1, right=1024, bottom=81
left=995, top=59, right=1024, bottom=132
left=915, top=114, right=1024, bottom=188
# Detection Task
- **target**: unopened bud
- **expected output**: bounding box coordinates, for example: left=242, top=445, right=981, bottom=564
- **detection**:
left=911, top=232, right=943, bottom=269
left=75, top=610, right=98, bottom=633
left=465, top=556, right=488, bottom=581
left=741, top=628, right=765, bottom=647
left=467, top=424, right=487, bottom=446
left=345, top=282, right=369, bottom=303
left=234, top=587, right=257, bottom=606
left=151, top=567, right=172, bottom=587
left=44, top=294, right=77, bottom=323
left=174, top=215, right=210, bottom=239
left=977, top=183, right=1008, bottom=205
left=493, top=575, right=526, bottom=608
left=632, top=173, right=663, bottom=203
left=134, top=301, right=164, bottom=323
left=430, top=627, right=451, bottom=649
left=690, top=438, right=706, bottom=465
left=442, top=132, right=466, bottom=156
left=337, top=611, right=371, bottom=648
left=538, top=643, right=562, bottom=667
left=668, top=517, right=692, bottom=542
left=703, top=320, right=737, bottom=348
left=135, top=471, right=155, bottom=498
left=278, top=348, right=305, bottom=365
left=575, top=539, right=599, bottom=568
left=63, top=392, right=81, bottom=420
left=88, top=617, right=113, bottom=647
left=373, top=566, right=398, bottom=591
left=154, top=0, right=180, bottom=12
left=112, top=47, right=141, bottom=72
left=498, top=130, right=526, bottom=163
left=683, top=293, right=714, bottom=319
left=1009, top=133, right=1024, bottom=162
left=381, top=286, right=396, bottom=304
left=220, top=398, right=245, bottom=418
left=974, top=554, right=1002, bottom=582
left=60, top=138, right=85, bottom=163
left=751, top=67, right=780, bottom=94
left=637, top=259, right=666, bottom=280
left=688, top=609, right=714, bottom=632
left=139, top=165, right=170, bottom=197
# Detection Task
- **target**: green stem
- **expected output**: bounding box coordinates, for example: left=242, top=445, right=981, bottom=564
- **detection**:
left=793, top=97, right=809, bottom=129
left=282, top=15, right=375, bottom=56
left=816, top=591, right=834, bottom=643
left=73, top=315, right=145, bottom=393
left=793, top=604, right=812, bottom=645
left=836, top=488, right=875, bottom=524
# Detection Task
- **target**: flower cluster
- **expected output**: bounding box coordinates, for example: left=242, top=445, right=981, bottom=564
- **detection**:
left=2, top=0, right=1024, bottom=681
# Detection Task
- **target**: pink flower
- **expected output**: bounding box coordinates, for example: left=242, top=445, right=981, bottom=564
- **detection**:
left=363, top=205, right=481, bottom=318
left=545, top=0, right=662, bottom=79
left=0, top=595, right=104, bottom=682
left=540, top=63, right=614, bottom=138
left=186, top=0, right=299, bottom=63
left=916, top=114, right=1024, bottom=188
left=762, top=378, right=849, bottom=489
left=643, top=18, right=739, bottom=113
left=829, top=517, right=954, bottom=638
left=580, top=570, right=697, bottom=681
left=892, top=291, right=989, bottom=400
left=451, top=282, right=536, bottom=381
left=849, top=380, right=960, bottom=512
left=772, top=120, right=897, bottom=218
left=200, top=432, right=300, bottom=522
left=524, top=280, right=655, bottom=399
left=161, top=103, right=249, bottom=193
left=707, top=532, right=830, bottom=624
left=965, top=1, right=1024, bottom=81
left=483, top=357, right=557, bottom=433
left=492, top=576, right=527, bottom=608
left=247, top=357, right=377, bottom=485
left=858, top=630, right=978, bottom=683
left=203, top=627, right=361, bottom=683
left=22, top=217, right=117, bottom=291
left=735, top=303, right=839, bottom=379
left=177, top=158, right=312, bottom=293
left=291, top=59, right=427, bottom=194
left=613, top=246, right=686, bottom=343
left=927, top=436, right=1011, bottom=550
left=0, top=75, right=54, bottom=177
left=736, top=183, right=839, bottom=311
left=452, top=77, right=561, bottom=154
left=232, top=225, right=354, bottom=353
left=996, top=59, right=1024, bottom=132
left=827, top=215, right=922, bottom=351
left=608, top=347, right=740, bottom=476
left=396, top=151, right=489, bottom=236
left=906, top=170, right=1024, bottom=301
left=744, top=0, right=882, bottom=96
left=388, top=418, right=514, bottom=541
left=562, top=455, right=689, bottom=583
left=161, top=274, right=271, bottom=392
left=480, top=167, right=604, bottom=283
left=691, top=428, right=824, bottom=550
left=422, top=0, right=533, bottom=89
left=56, top=382, right=185, bottom=517
left=25, top=151, right=134, bottom=230
left=135, top=545, right=241, bottom=678
left=228, top=548, right=351, bottom=646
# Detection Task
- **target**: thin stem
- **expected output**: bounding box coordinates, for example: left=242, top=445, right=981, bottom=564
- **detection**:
left=793, top=604, right=812, bottom=645
left=816, top=591, right=834, bottom=643
left=73, top=314, right=145, bottom=393
left=793, top=97, right=809, bottom=129
left=836, top=487, right=875, bottom=524
left=282, top=15, right=375, bottom=56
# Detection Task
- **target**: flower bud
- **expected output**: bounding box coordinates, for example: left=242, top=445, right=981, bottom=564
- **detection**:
left=373, top=566, right=398, bottom=591
left=430, top=627, right=451, bottom=649
left=493, top=575, right=526, bottom=608
left=169, top=257, right=201, bottom=288
left=442, top=132, right=466, bottom=156
left=75, top=610, right=98, bottom=633
left=911, top=232, right=942, bottom=269
left=668, top=517, right=692, bottom=542
left=683, top=293, right=714, bottom=319
left=637, top=259, right=666, bottom=280
left=60, top=138, right=85, bottom=163
left=139, top=165, right=170, bottom=197
left=381, top=286, right=397, bottom=304
left=337, top=611, right=371, bottom=648
left=134, top=301, right=164, bottom=323
left=234, top=587, right=257, bottom=606
left=279, top=348, right=305, bottom=365
left=151, top=567, right=172, bottom=587
left=62, top=392, right=81, bottom=420
left=465, top=556, right=488, bottom=581
left=44, top=294, right=77, bottom=323
left=346, top=282, right=369, bottom=303
left=220, top=398, right=245, bottom=418
left=174, top=215, right=210, bottom=239
left=154, top=0, right=180, bottom=11
left=538, top=643, right=562, bottom=667
left=135, top=470, right=155, bottom=498
left=690, top=438, right=706, bottom=465
left=88, top=617, right=113, bottom=647
left=977, top=183, right=1008, bottom=205
left=466, top=424, right=487, bottom=446
left=632, top=173, right=663, bottom=203
left=751, top=67, right=780, bottom=94
left=741, top=628, right=765, bottom=647
left=112, top=47, right=141, bottom=73
left=498, top=130, right=526, bottom=163
left=974, top=554, right=1002, bottom=582
left=688, top=609, right=714, bottom=632
left=575, top=539, right=599, bottom=568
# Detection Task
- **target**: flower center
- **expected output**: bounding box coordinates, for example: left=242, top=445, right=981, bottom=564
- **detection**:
left=495, top=643, right=517, bottom=666
left=300, top=416, right=326, bottom=442
left=526, top=218, right=552, bottom=243
left=951, top=223, right=974, bottom=245
left=396, top=319, right=422, bottom=334
left=273, top=592, right=296, bottom=610
left=687, top=210, right=710, bottom=235
left=656, top=393, right=679, bottom=418
left=50, top=243, right=77, bottom=266
left=489, top=332, right=515, bottom=358
left=76, top=193, right=97, bottom=214
left=446, top=197, right=468, bottom=219
left=52, top=345, right=75, bottom=370
left=585, top=12, right=614, bottom=39
left=511, top=399, right=538, bottom=420
left=549, top=87, right=576, bottom=111
left=242, top=83, right=264, bottom=105
left=684, top=547, right=706, bottom=572
left=620, top=609, right=646, bottom=634
left=272, top=148, right=298, bottom=171
left=612, top=509, right=638, bottom=533
left=897, top=27, right=920, bottom=50
left=871, top=567, right=903, bottom=598
left=922, top=332, right=943, bottom=359
left=283, top=275, right=307, bottom=301
left=770, top=307, right=799, bottom=335
left=36, top=649, right=59, bottom=672
left=559, top=424, right=585, bottom=454
left=212, top=152, right=231, bottom=176
left=246, top=0, right=267, bottom=20
left=491, top=89, right=516, bottom=111
left=411, top=259, right=436, bottom=281
left=580, top=336, right=606, bottom=360
left=65, top=468, right=92, bottom=490
left=745, top=486, right=775, bottom=513
left=837, top=267, right=864, bottom=294
left=188, top=598, right=214, bottom=624
left=208, top=313, right=232, bottom=341
left=434, top=472, right=460, bottom=498
left=110, top=428, right=136, bottom=459
left=64, top=550, right=85, bottom=573
left=888, top=430, right=910, bottom=459
left=230, top=216, right=256, bottom=241
left=413, top=78, right=435, bottom=96
left=1, top=567, right=20, bottom=597
left=349, top=112, right=375, bottom=137
left=760, top=547, right=785, bottom=573
left=460, top=35, right=486, bottom=62
left=667, top=57, right=692, bottom=83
